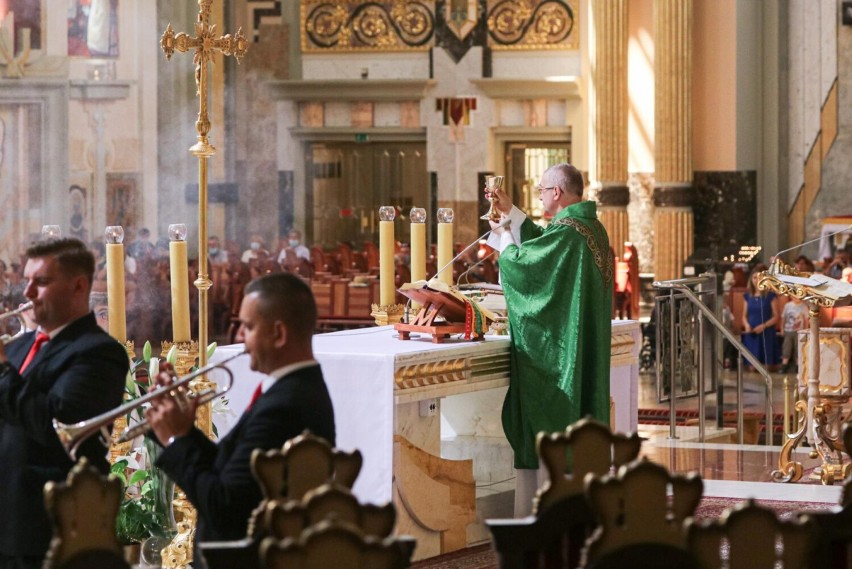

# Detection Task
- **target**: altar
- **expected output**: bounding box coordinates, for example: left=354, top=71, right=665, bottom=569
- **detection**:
left=212, top=320, right=640, bottom=556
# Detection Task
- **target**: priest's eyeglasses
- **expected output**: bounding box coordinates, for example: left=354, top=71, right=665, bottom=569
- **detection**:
left=536, top=186, right=557, bottom=195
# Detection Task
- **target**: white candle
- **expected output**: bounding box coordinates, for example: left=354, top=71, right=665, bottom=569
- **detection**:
left=104, top=226, right=126, bottom=343
left=379, top=207, right=396, bottom=306
left=410, top=208, right=426, bottom=283
left=437, top=208, right=454, bottom=286
left=169, top=224, right=191, bottom=342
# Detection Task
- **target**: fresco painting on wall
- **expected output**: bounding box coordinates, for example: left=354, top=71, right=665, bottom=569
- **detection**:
left=68, top=184, right=88, bottom=242
left=106, top=173, right=135, bottom=231
left=0, top=0, right=43, bottom=51
left=67, top=0, right=118, bottom=57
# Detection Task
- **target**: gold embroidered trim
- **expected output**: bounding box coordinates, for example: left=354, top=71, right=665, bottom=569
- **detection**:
left=553, top=218, right=614, bottom=284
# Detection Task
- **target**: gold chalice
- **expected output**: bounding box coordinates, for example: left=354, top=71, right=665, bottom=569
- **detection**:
left=481, top=175, right=504, bottom=222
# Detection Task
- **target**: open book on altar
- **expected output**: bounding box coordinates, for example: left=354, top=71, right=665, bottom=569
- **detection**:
left=398, top=279, right=499, bottom=322
left=395, top=279, right=499, bottom=342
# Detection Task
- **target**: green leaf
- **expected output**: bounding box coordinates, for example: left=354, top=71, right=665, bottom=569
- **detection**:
left=129, top=470, right=149, bottom=485
left=143, top=340, right=152, bottom=362
left=207, top=342, right=218, bottom=360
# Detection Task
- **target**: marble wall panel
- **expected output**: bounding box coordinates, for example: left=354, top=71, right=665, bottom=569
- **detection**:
left=350, top=101, right=374, bottom=127
left=299, top=101, right=324, bottom=127
left=491, top=51, right=581, bottom=79
left=523, top=99, right=548, bottom=127
left=803, top=2, right=821, bottom=148
left=627, top=172, right=655, bottom=274
left=497, top=100, right=524, bottom=126
left=374, top=101, right=401, bottom=127
left=547, top=99, right=567, bottom=126
left=324, top=101, right=352, bottom=127
left=302, top=53, right=430, bottom=80
left=820, top=0, right=837, bottom=97
left=109, top=137, right=139, bottom=171
left=692, top=170, right=757, bottom=261
left=277, top=100, right=298, bottom=171
left=400, top=101, right=420, bottom=127
left=787, top=0, right=805, bottom=205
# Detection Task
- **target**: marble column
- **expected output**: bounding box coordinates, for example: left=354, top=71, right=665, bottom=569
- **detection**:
left=653, top=0, right=693, bottom=281
left=592, top=0, right=630, bottom=257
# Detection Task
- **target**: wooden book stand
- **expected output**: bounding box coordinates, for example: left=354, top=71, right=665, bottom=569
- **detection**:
left=394, top=284, right=490, bottom=343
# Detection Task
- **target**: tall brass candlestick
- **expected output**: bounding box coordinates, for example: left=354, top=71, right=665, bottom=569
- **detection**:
left=168, top=224, right=191, bottom=343
left=104, top=226, right=126, bottom=344
left=437, top=208, right=454, bottom=286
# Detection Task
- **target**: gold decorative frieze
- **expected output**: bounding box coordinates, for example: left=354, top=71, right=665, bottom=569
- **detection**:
left=487, top=0, right=579, bottom=50
left=301, top=0, right=436, bottom=52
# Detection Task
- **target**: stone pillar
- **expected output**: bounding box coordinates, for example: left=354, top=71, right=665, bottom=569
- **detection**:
left=592, top=0, right=630, bottom=256
left=653, top=0, right=693, bottom=281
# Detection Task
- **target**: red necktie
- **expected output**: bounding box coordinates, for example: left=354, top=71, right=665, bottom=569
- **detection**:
left=20, top=332, right=50, bottom=373
left=247, top=383, right=263, bottom=410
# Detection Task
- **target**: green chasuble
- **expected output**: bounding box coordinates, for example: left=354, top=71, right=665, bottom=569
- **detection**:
left=499, top=200, right=614, bottom=469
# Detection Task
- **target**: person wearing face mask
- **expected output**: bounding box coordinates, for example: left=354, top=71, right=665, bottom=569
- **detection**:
left=276, top=229, right=311, bottom=269
left=208, top=236, right=229, bottom=265
left=241, top=234, right=269, bottom=263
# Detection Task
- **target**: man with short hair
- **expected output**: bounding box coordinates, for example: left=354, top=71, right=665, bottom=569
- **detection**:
left=487, top=162, right=613, bottom=516
left=0, top=238, right=129, bottom=569
left=146, top=272, right=336, bottom=549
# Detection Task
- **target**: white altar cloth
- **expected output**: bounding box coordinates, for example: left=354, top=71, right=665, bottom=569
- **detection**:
left=212, top=321, right=640, bottom=506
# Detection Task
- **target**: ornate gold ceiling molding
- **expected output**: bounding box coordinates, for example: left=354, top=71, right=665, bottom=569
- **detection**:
left=299, top=0, right=580, bottom=54
left=301, top=0, right=436, bottom=52
left=487, top=0, right=579, bottom=50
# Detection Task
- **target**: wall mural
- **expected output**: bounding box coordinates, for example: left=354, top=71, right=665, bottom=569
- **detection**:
left=67, top=0, right=119, bottom=57
left=300, top=0, right=578, bottom=53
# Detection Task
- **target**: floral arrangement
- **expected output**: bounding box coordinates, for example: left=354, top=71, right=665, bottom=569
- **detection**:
left=111, top=340, right=228, bottom=545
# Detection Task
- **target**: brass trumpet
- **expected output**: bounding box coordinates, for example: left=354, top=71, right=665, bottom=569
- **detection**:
left=52, top=350, right=246, bottom=460
left=0, top=301, right=33, bottom=344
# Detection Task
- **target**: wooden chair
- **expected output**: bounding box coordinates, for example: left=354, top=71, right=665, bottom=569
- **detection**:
left=487, top=417, right=643, bottom=569
left=261, top=517, right=410, bottom=569
left=199, top=431, right=364, bottom=569
left=688, top=499, right=812, bottom=569
left=581, top=458, right=703, bottom=569
left=43, top=458, right=129, bottom=569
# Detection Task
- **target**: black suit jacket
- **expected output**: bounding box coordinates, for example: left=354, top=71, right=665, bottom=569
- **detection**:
left=156, top=363, right=336, bottom=543
left=0, top=312, right=129, bottom=557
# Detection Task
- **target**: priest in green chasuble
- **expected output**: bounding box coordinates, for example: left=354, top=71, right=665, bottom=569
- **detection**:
left=486, top=163, right=613, bottom=516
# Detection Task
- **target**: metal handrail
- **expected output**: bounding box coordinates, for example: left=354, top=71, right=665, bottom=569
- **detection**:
left=653, top=278, right=774, bottom=446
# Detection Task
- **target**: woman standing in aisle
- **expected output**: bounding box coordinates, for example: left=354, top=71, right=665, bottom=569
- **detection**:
left=741, top=264, right=780, bottom=370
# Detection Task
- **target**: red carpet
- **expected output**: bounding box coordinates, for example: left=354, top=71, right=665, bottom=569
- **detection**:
left=411, top=496, right=836, bottom=568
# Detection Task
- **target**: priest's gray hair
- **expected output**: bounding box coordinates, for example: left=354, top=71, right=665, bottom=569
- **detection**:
left=546, top=163, right=584, bottom=198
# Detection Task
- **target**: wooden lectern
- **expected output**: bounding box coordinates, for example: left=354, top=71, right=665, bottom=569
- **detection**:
left=394, top=280, right=496, bottom=343
left=761, top=261, right=852, bottom=484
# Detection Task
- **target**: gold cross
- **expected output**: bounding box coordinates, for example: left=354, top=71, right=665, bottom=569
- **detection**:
left=162, top=0, right=247, bottom=153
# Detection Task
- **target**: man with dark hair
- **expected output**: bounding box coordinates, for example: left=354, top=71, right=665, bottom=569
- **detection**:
left=486, top=162, right=613, bottom=516
left=0, top=237, right=129, bottom=569
left=146, top=272, right=336, bottom=549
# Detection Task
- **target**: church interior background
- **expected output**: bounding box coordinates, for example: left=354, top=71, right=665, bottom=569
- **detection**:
left=3, top=0, right=852, bottom=564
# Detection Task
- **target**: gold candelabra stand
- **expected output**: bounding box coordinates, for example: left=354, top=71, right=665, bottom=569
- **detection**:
left=158, top=1, right=247, bottom=566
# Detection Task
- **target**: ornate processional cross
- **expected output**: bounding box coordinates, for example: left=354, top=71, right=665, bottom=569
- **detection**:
left=158, top=3, right=246, bottom=568
left=161, top=0, right=247, bottom=373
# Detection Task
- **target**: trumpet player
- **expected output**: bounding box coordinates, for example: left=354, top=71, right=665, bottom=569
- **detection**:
left=145, top=272, right=336, bottom=564
left=0, top=238, right=128, bottom=569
